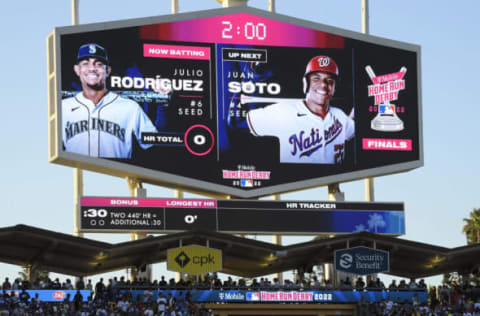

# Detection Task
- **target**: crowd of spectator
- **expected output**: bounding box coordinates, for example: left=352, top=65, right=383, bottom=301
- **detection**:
left=1, top=274, right=480, bottom=315
left=356, top=295, right=480, bottom=315
left=338, top=276, right=428, bottom=292
left=354, top=280, right=480, bottom=316
left=0, top=274, right=432, bottom=292
left=0, top=289, right=214, bottom=315
left=0, top=277, right=214, bottom=316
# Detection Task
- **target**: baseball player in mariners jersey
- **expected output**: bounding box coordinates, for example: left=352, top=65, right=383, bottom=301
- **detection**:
left=246, top=55, right=354, bottom=164
left=62, top=43, right=157, bottom=158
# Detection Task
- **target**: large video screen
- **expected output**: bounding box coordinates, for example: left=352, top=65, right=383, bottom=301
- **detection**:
left=80, top=197, right=405, bottom=235
left=48, top=7, right=422, bottom=198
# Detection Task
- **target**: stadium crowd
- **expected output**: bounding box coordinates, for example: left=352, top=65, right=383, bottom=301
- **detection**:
left=0, top=274, right=479, bottom=315
left=0, top=274, right=433, bottom=292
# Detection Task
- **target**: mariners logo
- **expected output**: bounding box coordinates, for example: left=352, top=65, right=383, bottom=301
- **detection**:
left=88, top=44, right=97, bottom=54
left=65, top=118, right=126, bottom=143
left=317, top=57, right=330, bottom=67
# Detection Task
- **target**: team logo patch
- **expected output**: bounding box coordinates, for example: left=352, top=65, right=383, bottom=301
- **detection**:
left=64, top=118, right=126, bottom=142
left=289, top=128, right=323, bottom=157
left=379, top=104, right=395, bottom=115
left=53, top=291, right=66, bottom=300
left=240, top=179, right=253, bottom=187
left=247, top=292, right=260, bottom=301
left=88, top=44, right=96, bottom=54
left=317, top=57, right=330, bottom=67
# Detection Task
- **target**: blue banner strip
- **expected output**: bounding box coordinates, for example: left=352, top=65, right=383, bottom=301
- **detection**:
left=7, top=290, right=91, bottom=302
left=122, top=289, right=427, bottom=304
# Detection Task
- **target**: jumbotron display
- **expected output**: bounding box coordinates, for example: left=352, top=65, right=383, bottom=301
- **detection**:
left=80, top=197, right=405, bottom=235
left=48, top=7, right=422, bottom=198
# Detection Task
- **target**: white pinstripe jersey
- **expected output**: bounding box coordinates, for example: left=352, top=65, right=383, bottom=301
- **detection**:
left=62, top=91, right=157, bottom=158
left=247, top=100, right=354, bottom=164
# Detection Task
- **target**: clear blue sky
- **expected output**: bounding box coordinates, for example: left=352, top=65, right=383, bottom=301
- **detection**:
left=1, top=0, right=479, bottom=284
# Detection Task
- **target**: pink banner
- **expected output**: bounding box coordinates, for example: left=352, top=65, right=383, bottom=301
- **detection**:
left=143, top=44, right=210, bottom=60
left=372, top=71, right=406, bottom=84
left=81, top=197, right=217, bottom=208
left=140, top=13, right=344, bottom=48
left=362, top=138, right=412, bottom=151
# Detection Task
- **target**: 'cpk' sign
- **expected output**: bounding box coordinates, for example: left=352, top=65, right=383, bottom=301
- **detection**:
left=167, top=244, right=222, bottom=274
left=334, top=246, right=389, bottom=275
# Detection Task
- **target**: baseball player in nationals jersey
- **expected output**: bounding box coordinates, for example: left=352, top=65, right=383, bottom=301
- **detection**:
left=62, top=43, right=157, bottom=158
left=246, top=55, right=355, bottom=164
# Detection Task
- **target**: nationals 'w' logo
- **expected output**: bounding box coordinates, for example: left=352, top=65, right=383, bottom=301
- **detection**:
left=317, top=57, right=330, bottom=67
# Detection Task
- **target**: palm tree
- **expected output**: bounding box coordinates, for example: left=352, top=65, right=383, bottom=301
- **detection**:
left=18, top=265, right=49, bottom=284
left=367, top=213, right=386, bottom=233
left=353, top=224, right=367, bottom=233
left=462, top=208, right=480, bottom=244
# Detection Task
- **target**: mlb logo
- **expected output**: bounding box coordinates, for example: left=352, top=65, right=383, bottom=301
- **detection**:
left=247, top=292, right=260, bottom=301
left=379, top=104, right=395, bottom=114
left=241, top=179, right=253, bottom=187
